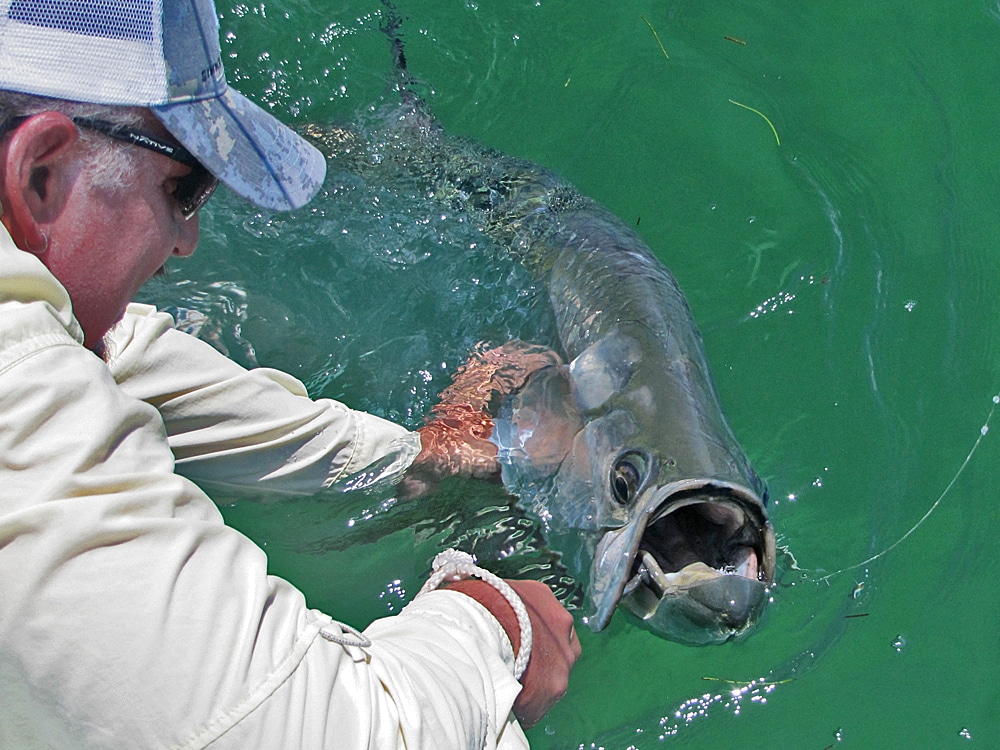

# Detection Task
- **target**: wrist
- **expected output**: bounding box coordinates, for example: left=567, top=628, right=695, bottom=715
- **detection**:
left=416, top=549, right=532, bottom=679
left=443, top=578, right=521, bottom=657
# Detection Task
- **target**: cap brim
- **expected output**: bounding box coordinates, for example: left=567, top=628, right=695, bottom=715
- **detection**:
left=153, top=86, right=326, bottom=212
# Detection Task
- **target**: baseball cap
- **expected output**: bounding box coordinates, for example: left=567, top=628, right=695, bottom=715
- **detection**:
left=0, top=0, right=326, bottom=211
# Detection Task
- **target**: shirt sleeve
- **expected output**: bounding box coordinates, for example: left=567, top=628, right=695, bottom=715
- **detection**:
left=0, top=255, right=526, bottom=749
left=105, top=302, right=421, bottom=495
left=199, top=593, right=528, bottom=750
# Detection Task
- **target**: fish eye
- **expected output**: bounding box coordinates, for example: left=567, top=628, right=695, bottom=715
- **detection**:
left=611, top=452, right=647, bottom=505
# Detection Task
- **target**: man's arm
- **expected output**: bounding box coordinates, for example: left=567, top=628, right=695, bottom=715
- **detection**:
left=0, top=303, right=540, bottom=749
left=106, top=302, right=420, bottom=494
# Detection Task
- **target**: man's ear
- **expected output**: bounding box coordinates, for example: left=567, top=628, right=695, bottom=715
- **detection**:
left=1, top=111, right=80, bottom=253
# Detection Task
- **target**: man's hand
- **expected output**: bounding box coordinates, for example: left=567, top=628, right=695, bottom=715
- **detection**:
left=506, top=579, right=580, bottom=728
left=444, top=578, right=580, bottom=728
left=405, top=342, right=564, bottom=490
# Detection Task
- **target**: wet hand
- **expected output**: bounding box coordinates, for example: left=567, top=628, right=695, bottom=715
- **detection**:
left=414, top=406, right=500, bottom=479
left=404, top=341, right=563, bottom=490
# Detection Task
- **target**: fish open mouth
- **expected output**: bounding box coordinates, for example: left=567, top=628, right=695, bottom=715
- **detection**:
left=619, top=485, right=776, bottom=643
left=625, top=490, right=767, bottom=596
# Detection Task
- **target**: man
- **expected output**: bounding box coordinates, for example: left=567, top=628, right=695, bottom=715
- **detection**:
left=0, top=1, right=578, bottom=748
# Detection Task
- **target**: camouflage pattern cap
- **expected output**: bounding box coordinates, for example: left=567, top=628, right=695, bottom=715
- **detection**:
left=0, top=0, right=325, bottom=211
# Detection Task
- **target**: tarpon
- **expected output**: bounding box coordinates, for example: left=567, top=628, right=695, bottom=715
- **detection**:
left=304, top=7, right=776, bottom=645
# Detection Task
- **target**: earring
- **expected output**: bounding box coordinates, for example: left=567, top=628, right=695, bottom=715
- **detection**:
left=24, top=230, right=48, bottom=255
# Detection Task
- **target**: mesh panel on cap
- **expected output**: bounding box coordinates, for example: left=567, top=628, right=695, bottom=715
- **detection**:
left=8, top=0, right=155, bottom=42
left=0, top=0, right=168, bottom=103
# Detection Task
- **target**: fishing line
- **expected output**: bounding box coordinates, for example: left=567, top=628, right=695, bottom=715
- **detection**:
left=814, top=391, right=999, bottom=584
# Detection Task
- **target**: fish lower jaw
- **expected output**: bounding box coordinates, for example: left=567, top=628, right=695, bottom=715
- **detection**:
left=624, top=547, right=760, bottom=599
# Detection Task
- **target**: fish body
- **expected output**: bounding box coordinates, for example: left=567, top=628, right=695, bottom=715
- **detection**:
left=486, top=172, right=776, bottom=644
left=304, top=24, right=776, bottom=644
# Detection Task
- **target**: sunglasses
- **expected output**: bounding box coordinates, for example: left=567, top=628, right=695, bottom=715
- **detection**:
left=0, top=114, right=218, bottom=220
left=71, top=118, right=218, bottom=220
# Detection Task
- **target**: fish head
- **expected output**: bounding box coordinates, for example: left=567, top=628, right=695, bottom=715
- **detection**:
left=493, top=324, right=775, bottom=643
left=589, top=478, right=775, bottom=644
left=552, top=325, right=775, bottom=643
left=549, top=412, right=776, bottom=644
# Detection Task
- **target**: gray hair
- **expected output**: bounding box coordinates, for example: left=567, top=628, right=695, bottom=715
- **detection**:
left=0, top=91, right=145, bottom=190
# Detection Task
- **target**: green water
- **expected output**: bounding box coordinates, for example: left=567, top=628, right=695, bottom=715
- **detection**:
left=141, top=1, right=1000, bottom=746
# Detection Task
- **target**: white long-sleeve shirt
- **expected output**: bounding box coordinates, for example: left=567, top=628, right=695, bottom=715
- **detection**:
left=106, top=300, right=421, bottom=496
left=0, top=230, right=527, bottom=749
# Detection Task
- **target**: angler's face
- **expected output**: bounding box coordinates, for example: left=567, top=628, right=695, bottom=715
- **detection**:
left=45, top=116, right=201, bottom=351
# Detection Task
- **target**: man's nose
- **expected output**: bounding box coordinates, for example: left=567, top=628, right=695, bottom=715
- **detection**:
left=173, top=213, right=199, bottom=257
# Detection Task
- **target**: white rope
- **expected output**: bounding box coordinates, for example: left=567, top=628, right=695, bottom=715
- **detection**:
left=319, top=621, right=372, bottom=648
left=417, top=548, right=532, bottom=680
